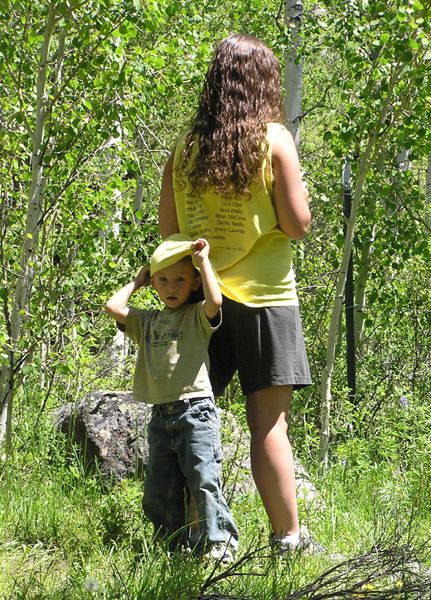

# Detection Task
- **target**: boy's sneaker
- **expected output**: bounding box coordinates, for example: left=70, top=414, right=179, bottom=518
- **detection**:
left=203, top=543, right=235, bottom=564
left=271, top=525, right=325, bottom=556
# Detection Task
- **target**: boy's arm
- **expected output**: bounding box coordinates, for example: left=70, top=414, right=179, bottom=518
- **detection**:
left=192, top=239, right=222, bottom=320
left=105, top=266, right=150, bottom=325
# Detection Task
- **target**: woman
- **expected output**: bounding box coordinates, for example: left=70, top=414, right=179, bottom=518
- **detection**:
left=158, top=33, right=314, bottom=552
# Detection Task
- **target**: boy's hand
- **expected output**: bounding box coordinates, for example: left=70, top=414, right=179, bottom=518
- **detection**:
left=134, top=266, right=151, bottom=288
left=191, top=238, right=221, bottom=319
left=191, top=238, right=210, bottom=263
left=105, top=266, right=150, bottom=326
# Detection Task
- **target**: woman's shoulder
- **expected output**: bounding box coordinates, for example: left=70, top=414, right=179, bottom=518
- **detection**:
left=172, top=128, right=192, bottom=171
left=266, top=122, right=293, bottom=151
left=173, top=127, right=198, bottom=159
left=174, top=128, right=189, bottom=151
left=267, top=121, right=287, bottom=130
left=266, top=121, right=290, bottom=139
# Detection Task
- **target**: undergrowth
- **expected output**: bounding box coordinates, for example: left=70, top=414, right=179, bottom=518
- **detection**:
left=1, top=407, right=431, bottom=599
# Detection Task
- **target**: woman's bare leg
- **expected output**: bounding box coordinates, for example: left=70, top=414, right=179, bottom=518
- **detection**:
left=246, top=385, right=299, bottom=537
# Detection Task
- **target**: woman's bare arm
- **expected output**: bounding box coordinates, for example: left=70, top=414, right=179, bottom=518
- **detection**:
left=158, top=153, right=180, bottom=239
left=272, top=127, right=311, bottom=239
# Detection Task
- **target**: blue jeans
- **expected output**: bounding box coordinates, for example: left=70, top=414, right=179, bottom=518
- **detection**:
left=143, top=397, right=238, bottom=551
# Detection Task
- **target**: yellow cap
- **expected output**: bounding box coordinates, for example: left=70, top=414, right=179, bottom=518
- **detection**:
left=150, top=234, right=193, bottom=276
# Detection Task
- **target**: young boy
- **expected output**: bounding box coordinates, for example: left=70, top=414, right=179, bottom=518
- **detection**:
left=105, top=234, right=238, bottom=561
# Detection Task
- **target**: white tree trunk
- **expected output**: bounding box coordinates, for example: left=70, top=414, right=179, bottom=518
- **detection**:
left=97, top=131, right=129, bottom=367
left=319, top=64, right=406, bottom=470
left=0, top=4, right=56, bottom=451
left=284, top=1, right=303, bottom=148
left=396, top=149, right=411, bottom=173
left=319, top=147, right=373, bottom=470
left=354, top=220, right=377, bottom=347
left=134, top=174, right=144, bottom=221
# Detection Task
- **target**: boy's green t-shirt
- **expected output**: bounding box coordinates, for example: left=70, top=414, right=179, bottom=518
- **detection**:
left=124, top=302, right=218, bottom=405
left=173, top=122, right=299, bottom=307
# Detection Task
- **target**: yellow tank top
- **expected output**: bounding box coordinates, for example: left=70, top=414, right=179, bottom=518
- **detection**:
left=173, top=122, right=298, bottom=307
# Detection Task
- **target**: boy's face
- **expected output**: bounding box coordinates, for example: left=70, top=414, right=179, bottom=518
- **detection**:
left=151, top=258, right=201, bottom=309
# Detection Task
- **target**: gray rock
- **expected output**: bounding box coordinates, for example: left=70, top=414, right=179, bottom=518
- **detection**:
left=53, top=390, right=253, bottom=491
left=53, top=390, right=323, bottom=510
left=220, top=410, right=255, bottom=499
left=54, top=390, right=256, bottom=500
left=294, top=457, right=326, bottom=511
left=53, top=390, right=150, bottom=480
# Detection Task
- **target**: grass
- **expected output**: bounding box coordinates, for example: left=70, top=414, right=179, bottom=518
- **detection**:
left=1, top=416, right=431, bottom=599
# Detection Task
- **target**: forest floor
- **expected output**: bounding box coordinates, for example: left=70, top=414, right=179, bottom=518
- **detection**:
left=1, top=416, right=431, bottom=600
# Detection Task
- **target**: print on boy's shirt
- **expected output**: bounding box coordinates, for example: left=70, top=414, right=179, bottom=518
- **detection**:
left=145, top=329, right=184, bottom=347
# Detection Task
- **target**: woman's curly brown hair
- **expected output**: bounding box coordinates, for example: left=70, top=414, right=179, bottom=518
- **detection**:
left=178, top=33, right=282, bottom=197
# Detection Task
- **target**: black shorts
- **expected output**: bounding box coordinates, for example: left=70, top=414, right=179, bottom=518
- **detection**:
left=209, top=296, right=312, bottom=397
